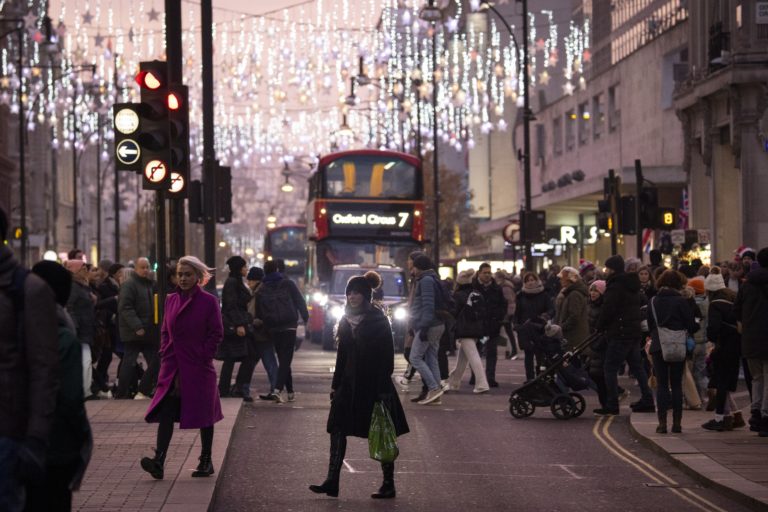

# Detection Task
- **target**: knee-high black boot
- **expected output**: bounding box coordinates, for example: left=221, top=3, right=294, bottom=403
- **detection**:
left=371, top=462, right=396, bottom=499
left=309, top=432, right=346, bottom=497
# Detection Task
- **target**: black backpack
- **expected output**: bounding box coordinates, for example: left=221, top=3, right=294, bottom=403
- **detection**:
left=435, top=279, right=456, bottom=314
left=257, top=280, right=298, bottom=329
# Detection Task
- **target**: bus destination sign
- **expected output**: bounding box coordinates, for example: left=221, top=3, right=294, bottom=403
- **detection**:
left=326, top=202, right=414, bottom=238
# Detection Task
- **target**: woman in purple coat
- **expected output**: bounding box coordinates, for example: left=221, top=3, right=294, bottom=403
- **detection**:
left=140, top=255, right=224, bottom=480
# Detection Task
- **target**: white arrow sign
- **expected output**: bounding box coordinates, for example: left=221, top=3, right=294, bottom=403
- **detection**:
left=116, top=139, right=141, bottom=165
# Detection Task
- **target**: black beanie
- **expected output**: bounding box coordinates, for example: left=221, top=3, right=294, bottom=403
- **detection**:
left=108, top=263, right=125, bottom=277
left=32, top=261, right=72, bottom=306
left=412, top=254, right=434, bottom=271
left=226, top=255, right=247, bottom=274
left=345, top=271, right=382, bottom=303
left=247, top=266, right=264, bottom=281
left=605, top=255, right=625, bottom=274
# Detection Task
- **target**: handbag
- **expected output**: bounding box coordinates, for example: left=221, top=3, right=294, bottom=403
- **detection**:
left=368, top=401, right=399, bottom=463
left=650, top=297, right=687, bottom=363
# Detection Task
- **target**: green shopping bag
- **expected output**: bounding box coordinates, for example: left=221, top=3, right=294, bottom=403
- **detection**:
left=368, top=401, right=399, bottom=463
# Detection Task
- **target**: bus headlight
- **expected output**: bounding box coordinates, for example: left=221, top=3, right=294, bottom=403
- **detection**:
left=393, top=307, right=408, bottom=321
left=312, top=291, right=328, bottom=306
left=331, top=305, right=345, bottom=320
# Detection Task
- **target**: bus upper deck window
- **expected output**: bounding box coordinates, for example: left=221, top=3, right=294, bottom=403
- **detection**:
left=342, top=162, right=356, bottom=194
left=369, top=163, right=386, bottom=197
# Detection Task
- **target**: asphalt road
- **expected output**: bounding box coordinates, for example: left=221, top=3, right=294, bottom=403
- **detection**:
left=211, top=344, right=752, bottom=512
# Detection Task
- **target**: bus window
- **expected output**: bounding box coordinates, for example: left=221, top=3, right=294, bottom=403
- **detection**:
left=342, top=162, right=356, bottom=194
left=369, top=163, right=386, bottom=197
left=324, top=156, right=417, bottom=199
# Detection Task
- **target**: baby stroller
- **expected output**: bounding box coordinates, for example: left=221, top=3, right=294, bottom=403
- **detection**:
left=508, top=331, right=600, bottom=420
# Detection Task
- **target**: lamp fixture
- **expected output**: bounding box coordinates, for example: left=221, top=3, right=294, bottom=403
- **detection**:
left=281, top=175, right=294, bottom=193
left=267, top=209, right=277, bottom=223
left=356, top=56, right=371, bottom=86
left=419, top=0, right=443, bottom=22
left=336, top=114, right=354, bottom=138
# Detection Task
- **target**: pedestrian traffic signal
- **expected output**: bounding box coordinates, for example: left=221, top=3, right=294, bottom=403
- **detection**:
left=166, top=84, right=190, bottom=197
left=597, top=199, right=612, bottom=231
left=136, top=60, right=171, bottom=190
left=659, top=207, right=676, bottom=228
left=639, top=187, right=658, bottom=228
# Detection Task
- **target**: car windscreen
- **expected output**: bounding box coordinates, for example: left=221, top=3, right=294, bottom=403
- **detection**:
left=331, top=269, right=407, bottom=298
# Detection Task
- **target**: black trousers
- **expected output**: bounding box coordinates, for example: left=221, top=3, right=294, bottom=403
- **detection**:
left=651, top=352, right=685, bottom=417
left=24, top=461, right=79, bottom=512
left=117, top=340, right=159, bottom=398
left=273, top=329, right=296, bottom=392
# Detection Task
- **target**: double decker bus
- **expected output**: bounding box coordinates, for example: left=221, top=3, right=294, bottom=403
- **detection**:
left=305, top=149, right=425, bottom=346
left=263, top=224, right=307, bottom=287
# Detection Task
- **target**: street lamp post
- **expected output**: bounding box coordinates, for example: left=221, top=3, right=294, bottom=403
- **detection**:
left=481, top=0, right=533, bottom=270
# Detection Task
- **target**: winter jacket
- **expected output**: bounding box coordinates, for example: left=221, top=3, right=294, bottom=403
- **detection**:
left=647, top=288, right=698, bottom=354
left=497, top=278, right=516, bottom=320
left=555, top=280, right=590, bottom=350
left=453, top=283, right=484, bottom=338
left=707, top=290, right=741, bottom=392
left=410, top=269, right=444, bottom=332
left=514, top=288, right=554, bottom=349
left=327, top=304, right=409, bottom=438
left=734, top=267, right=768, bottom=360
left=597, top=271, right=643, bottom=342
left=0, top=246, right=59, bottom=444
left=586, top=298, right=607, bottom=375
left=118, top=273, right=157, bottom=344
left=256, top=273, right=309, bottom=331
left=96, top=277, right=120, bottom=345
left=473, top=276, right=507, bottom=336
left=66, top=280, right=96, bottom=347
left=692, top=295, right=709, bottom=344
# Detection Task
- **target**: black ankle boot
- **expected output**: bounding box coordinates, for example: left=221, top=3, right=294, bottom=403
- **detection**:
left=371, top=462, right=396, bottom=499
left=671, top=409, right=683, bottom=434
left=656, top=410, right=668, bottom=434
left=309, top=433, right=346, bottom=498
left=140, top=449, right=166, bottom=480
left=191, top=453, right=214, bottom=477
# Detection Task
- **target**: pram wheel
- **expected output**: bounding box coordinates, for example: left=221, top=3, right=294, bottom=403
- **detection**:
left=551, top=394, right=577, bottom=420
left=569, top=393, right=586, bottom=417
left=509, top=396, right=535, bottom=418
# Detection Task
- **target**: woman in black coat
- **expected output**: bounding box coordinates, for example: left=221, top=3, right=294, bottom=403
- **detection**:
left=647, top=270, right=698, bottom=434
left=702, top=286, right=742, bottom=431
left=217, top=256, right=255, bottom=400
left=310, top=271, right=409, bottom=500
left=514, top=272, right=555, bottom=381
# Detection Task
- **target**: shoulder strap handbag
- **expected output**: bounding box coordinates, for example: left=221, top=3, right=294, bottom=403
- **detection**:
left=650, top=296, right=687, bottom=363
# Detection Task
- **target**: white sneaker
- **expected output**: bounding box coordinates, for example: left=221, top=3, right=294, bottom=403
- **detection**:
left=473, top=387, right=490, bottom=394
left=440, top=380, right=450, bottom=391
left=396, top=376, right=411, bottom=388
left=418, top=388, right=444, bottom=405
left=272, top=390, right=285, bottom=404
left=287, top=392, right=295, bottom=402
left=133, top=392, right=150, bottom=400
left=97, top=390, right=113, bottom=399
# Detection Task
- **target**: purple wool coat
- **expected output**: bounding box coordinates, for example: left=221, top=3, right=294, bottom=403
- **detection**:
left=145, top=286, right=224, bottom=429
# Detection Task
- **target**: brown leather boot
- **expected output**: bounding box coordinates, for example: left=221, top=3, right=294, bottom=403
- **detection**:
left=732, top=411, right=746, bottom=429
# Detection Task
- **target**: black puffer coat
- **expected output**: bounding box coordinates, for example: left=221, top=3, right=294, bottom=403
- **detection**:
left=597, top=271, right=643, bottom=341
left=473, top=276, right=507, bottom=337
left=647, top=288, right=698, bottom=354
left=327, top=304, right=409, bottom=439
left=514, top=288, right=554, bottom=351
left=217, top=273, right=253, bottom=362
left=734, top=267, right=768, bottom=360
left=453, top=283, right=483, bottom=339
left=707, top=289, right=741, bottom=392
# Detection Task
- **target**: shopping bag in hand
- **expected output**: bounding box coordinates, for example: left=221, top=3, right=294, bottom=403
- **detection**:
left=368, top=401, right=399, bottom=463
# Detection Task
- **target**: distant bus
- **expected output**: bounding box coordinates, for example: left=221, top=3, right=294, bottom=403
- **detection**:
left=263, top=224, right=307, bottom=287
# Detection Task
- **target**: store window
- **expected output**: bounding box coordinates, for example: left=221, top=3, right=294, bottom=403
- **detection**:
left=608, top=85, right=620, bottom=132
left=592, top=93, right=604, bottom=140
left=553, top=116, right=562, bottom=155
left=578, top=102, right=590, bottom=146
left=565, top=109, right=576, bottom=151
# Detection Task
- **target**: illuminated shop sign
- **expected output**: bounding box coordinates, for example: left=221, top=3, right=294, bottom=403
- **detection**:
left=544, top=226, right=599, bottom=245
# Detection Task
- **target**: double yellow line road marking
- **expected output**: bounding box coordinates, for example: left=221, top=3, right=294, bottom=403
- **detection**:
left=592, top=416, right=727, bottom=512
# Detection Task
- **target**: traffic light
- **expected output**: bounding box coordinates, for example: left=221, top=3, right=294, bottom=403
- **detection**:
left=520, top=209, right=546, bottom=242
left=188, top=179, right=204, bottom=223
left=597, top=199, right=612, bottom=231
left=619, top=195, right=636, bottom=235
left=167, top=84, right=190, bottom=197
left=659, top=207, right=676, bottom=228
left=638, top=187, right=658, bottom=228
left=216, top=165, right=232, bottom=224
left=113, top=103, right=142, bottom=172
left=136, top=60, right=171, bottom=190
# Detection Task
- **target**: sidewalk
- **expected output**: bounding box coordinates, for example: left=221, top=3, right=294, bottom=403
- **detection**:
left=629, top=408, right=768, bottom=510
left=73, top=397, right=242, bottom=512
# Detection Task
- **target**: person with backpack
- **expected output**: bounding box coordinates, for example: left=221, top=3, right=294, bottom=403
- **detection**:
left=0, top=207, right=59, bottom=512
left=446, top=269, right=490, bottom=393
left=256, top=260, right=308, bottom=403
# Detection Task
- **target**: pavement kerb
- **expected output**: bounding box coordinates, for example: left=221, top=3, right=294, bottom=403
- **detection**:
left=627, top=412, right=768, bottom=512
left=160, top=398, right=243, bottom=512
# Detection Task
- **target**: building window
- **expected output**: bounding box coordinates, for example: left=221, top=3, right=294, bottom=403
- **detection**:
left=535, top=123, right=546, bottom=165
left=565, top=109, right=576, bottom=151
left=553, top=117, right=562, bottom=155
left=578, top=102, right=590, bottom=146
left=592, top=93, right=604, bottom=140
left=608, top=85, right=620, bottom=133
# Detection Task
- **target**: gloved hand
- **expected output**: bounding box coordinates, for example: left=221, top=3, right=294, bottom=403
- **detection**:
left=16, top=437, right=47, bottom=483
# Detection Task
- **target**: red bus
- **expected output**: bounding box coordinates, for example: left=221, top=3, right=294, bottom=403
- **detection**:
left=263, top=224, right=307, bottom=287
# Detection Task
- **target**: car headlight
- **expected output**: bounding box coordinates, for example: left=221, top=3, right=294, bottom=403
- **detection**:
left=331, top=305, right=345, bottom=320
left=312, top=291, right=328, bottom=306
left=393, top=306, right=408, bottom=321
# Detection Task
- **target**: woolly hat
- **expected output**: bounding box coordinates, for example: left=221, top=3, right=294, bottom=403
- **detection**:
left=345, top=271, right=382, bottom=303
left=558, top=266, right=580, bottom=282
left=226, top=255, right=247, bottom=274
left=246, top=266, right=264, bottom=281
left=704, top=272, right=726, bottom=292
left=605, top=255, right=625, bottom=273
left=457, top=269, right=475, bottom=285
left=64, top=259, right=85, bottom=273
left=590, top=280, right=606, bottom=295
left=108, top=263, right=125, bottom=277
left=688, top=276, right=705, bottom=295
left=578, top=259, right=596, bottom=276
left=412, top=254, right=434, bottom=271
left=32, top=261, right=72, bottom=307
left=98, top=259, right=114, bottom=271
left=737, top=246, right=756, bottom=260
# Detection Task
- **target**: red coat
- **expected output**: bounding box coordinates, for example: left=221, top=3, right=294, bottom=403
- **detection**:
left=145, top=286, right=224, bottom=429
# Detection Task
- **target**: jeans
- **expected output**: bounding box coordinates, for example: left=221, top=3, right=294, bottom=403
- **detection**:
left=273, top=329, right=297, bottom=392
left=0, top=437, right=24, bottom=512
left=652, top=351, right=685, bottom=417
left=117, top=340, right=159, bottom=398
left=604, top=339, right=654, bottom=411
left=411, top=324, right=444, bottom=391
left=81, top=343, right=92, bottom=399
left=233, top=338, right=279, bottom=393
left=448, top=338, right=488, bottom=391
left=690, top=342, right=709, bottom=401
left=747, top=359, right=768, bottom=417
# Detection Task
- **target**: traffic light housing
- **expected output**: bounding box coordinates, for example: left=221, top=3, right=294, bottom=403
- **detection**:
left=520, top=209, right=546, bottom=243
left=597, top=199, right=612, bottom=231
left=216, top=165, right=232, bottom=224
left=136, top=60, right=171, bottom=190
left=638, top=187, right=658, bottom=228
left=188, top=179, right=204, bottom=223
left=167, top=84, right=190, bottom=197
left=619, top=195, right=637, bottom=235
left=659, top=207, right=676, bottom=228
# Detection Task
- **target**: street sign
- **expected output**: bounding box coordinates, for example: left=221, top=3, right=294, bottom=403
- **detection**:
left=144, top=159, right=168, bottom=184
left=502, top=222, right=519, bottom=243
left=114, top=108, right=140, bottom=134
left=169, top=172, right=185, bottom=193
left=116, top=139, right=141, bottom=166
left=670, top=229, right=685, bottom=245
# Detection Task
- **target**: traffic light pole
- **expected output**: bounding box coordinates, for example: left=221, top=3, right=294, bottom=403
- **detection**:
left=635, top=159, right=643, bottom=259
left=608, top=168, right=619, bottom=255
left=201, top=0, right=217, bottom=293
left=166, top=0, right=185, bottom=260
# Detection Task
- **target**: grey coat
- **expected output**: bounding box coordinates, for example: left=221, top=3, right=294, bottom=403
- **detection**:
left=555, top=280, right=590, bottom=350
left=66, top=280, right=95, bottom=346
left=118, top=273, right=157, bottom=343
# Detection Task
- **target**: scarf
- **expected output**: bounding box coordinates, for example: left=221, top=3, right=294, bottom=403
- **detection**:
left=344, top=303, right=367, bottom=336
left=522, top=280, right=544, bottom=295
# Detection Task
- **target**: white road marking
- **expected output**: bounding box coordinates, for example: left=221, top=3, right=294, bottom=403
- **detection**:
left=553, top=464, right=584, bottom=480
left=343, top=460, right=356, bottom=473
